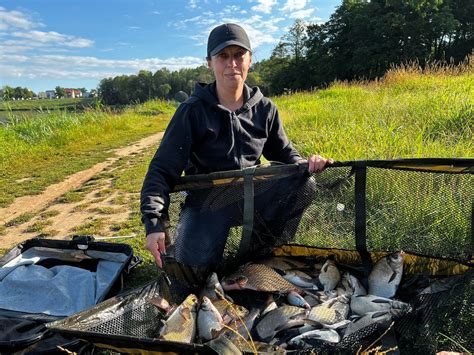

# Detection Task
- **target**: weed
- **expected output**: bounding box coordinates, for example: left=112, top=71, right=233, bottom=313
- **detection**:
left=25, top=219, right=53, bottom=233
left=57, top=191, right=84, bottom=204
left=40, top=210, right=60, bottom=218
left=71, top=218, right=107, bottom=236
left=5, top=212, right=35, bottom=227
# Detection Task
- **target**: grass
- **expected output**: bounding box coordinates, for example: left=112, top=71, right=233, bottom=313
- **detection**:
left=276, top=69, right=473, bottom=160
left=0, top=100, right=174, bottom=207
left=1, top=97, right=98, bottom=111
left=4, top=212, right=36, bottom=227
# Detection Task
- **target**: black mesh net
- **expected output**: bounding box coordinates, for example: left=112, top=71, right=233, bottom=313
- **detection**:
left=48, top=159, right=473, bottom=353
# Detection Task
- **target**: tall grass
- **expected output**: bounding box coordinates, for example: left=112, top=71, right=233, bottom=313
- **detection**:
left=277, top=60, right=473, bottom=160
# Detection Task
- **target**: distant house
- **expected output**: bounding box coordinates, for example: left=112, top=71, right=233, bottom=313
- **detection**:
left=45, top=90, right=56, bottom=99
left=64, top=88, right=82, bottom=98
left=38, top=92, right=47, bottom=99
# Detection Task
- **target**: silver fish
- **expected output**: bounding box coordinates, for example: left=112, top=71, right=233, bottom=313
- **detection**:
left=158, top=294, right=198, bottom=343
left=287, top=290, right=311, bottom=309
left=288, top=328, right=341, bottom=348
left=255, top=305, right=308, bottom=342
left=340, top=272, right=367, bottom=296
left=318, top=259, right=341, bottom=291
left=283, top=270, right=319, bottom=289
left=197, top=296, right=224, bottom=341
left=343, top=310, right=395, bottom=338
left=368, top=251, right=405, bottom=298
left=350, top=294, right=412, bottom=316
left=200, top=272, right=225, bottom=301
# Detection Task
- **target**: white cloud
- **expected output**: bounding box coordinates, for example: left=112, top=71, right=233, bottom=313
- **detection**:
left=1, top=54, right=206, bottom=80
left=281, top=0, right=307, bottom=11
left=251, top=0, right=277, bottom=14
left=188, top=0, right=198, bottom=9
left=289, top=8, right=314, bottom=18
left=10, top=30, right=94, bottom=48
left=0, top=7, right=36, bottom=30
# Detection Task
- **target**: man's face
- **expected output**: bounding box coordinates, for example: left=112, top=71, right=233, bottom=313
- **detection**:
left=208, top=45, right=252, bottom=90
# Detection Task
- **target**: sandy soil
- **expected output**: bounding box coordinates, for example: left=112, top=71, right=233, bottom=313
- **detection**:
left=0, top=132, right=163, bottom=250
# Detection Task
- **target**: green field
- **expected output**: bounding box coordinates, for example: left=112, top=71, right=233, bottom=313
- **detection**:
left=1, top=97, right=99, bottom=111
left=0, top=65, right=473, bottom=291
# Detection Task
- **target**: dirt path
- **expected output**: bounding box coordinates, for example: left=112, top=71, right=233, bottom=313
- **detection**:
left=0, top=132, right=163, bottom=250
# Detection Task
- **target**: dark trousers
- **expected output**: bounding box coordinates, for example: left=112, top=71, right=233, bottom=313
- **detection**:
left=174, top=172, right=316, bottom=267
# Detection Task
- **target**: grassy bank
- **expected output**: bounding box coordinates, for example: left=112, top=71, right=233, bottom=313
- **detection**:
left=0, top=100, right=175, bottom=207
left=277, top=65, right=473, bottom=160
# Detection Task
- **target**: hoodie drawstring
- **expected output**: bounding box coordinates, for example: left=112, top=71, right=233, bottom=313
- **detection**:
left=226, top=112, right=236, bottom=158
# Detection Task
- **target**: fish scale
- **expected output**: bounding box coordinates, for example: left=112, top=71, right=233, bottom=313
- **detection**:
left=225, top=263, right=298, bottom=293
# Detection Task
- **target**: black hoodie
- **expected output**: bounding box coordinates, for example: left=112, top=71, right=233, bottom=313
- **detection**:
left=140, top=82, right=302, bottom=235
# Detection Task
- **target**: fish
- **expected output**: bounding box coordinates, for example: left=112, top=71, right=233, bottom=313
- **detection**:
left=158, top=294, right=198, bottom=343
left=283, top=270, right=319, bottom=289
left=350, top=294, right=412, bottom=316
left=197, top=296, right=224, bottom=341
left=223, top=308, right=260, bottom=343
left=368, top=251, right=405, bottom=298
left=343, top=310, right=395, bottom=338
left=255, top=305, right=308, bottom=342
left=212, top=298, right=249, bottom=324
left=287, top=290, right=311, bottom=309
left=288, top=328, right=341, bottom=348
left=340, top=272, right=367, bottom=296
left=222, top=263, right=298, bottom=293
left=200, top=272, right=225, bottom=301
left=260, top=257, right=309, bottom=272
left=318, top=258, right=341, bottom=291
left=205, top=335, right=243, bottom=355
left=306, top=294, right=350, bottom=325
left=262, top=299, right=278, bottom=316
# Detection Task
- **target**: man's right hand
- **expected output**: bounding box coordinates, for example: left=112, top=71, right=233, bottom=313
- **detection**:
left=146, top=232, right=167, bottom=268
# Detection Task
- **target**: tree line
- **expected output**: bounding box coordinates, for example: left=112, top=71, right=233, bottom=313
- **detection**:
left=98, top=0, right=472, bottom=104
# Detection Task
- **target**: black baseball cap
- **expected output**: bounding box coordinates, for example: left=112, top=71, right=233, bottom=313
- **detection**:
left=207, top=23, right=252, bottom=58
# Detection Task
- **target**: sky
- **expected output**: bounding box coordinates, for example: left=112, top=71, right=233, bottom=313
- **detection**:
left=0, top=0, right=341, bottom=93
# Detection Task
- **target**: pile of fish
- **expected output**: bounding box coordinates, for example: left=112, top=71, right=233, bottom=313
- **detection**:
left=149, top=251, right=412, bottom=352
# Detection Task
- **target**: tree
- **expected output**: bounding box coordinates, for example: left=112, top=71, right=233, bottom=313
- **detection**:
left=55, top=86, right=65, bottom=99
left=2, top=86, right=13, bottom=100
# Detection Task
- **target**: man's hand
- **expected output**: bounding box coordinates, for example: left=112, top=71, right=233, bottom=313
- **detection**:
left=146, top=232, right=167, bottom=268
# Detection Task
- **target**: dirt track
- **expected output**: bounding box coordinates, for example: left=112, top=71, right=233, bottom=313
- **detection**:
left=0, top=132, right=163, bottom=250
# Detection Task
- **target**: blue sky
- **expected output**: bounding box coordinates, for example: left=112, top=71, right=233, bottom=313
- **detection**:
left=0, top=0, right=341, bottom=93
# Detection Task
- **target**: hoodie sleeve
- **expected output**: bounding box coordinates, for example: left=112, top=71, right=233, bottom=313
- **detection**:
left=140, top=103, right=194, bottom=235
left=262, top=105, right=302, bottom=164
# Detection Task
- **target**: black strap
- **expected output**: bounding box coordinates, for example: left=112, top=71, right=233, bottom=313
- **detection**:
left=470, top=197, right=474, bottom=261
left=237, top=166, right=257, bottom=258
left=354, top=164, right=372, bottom=273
